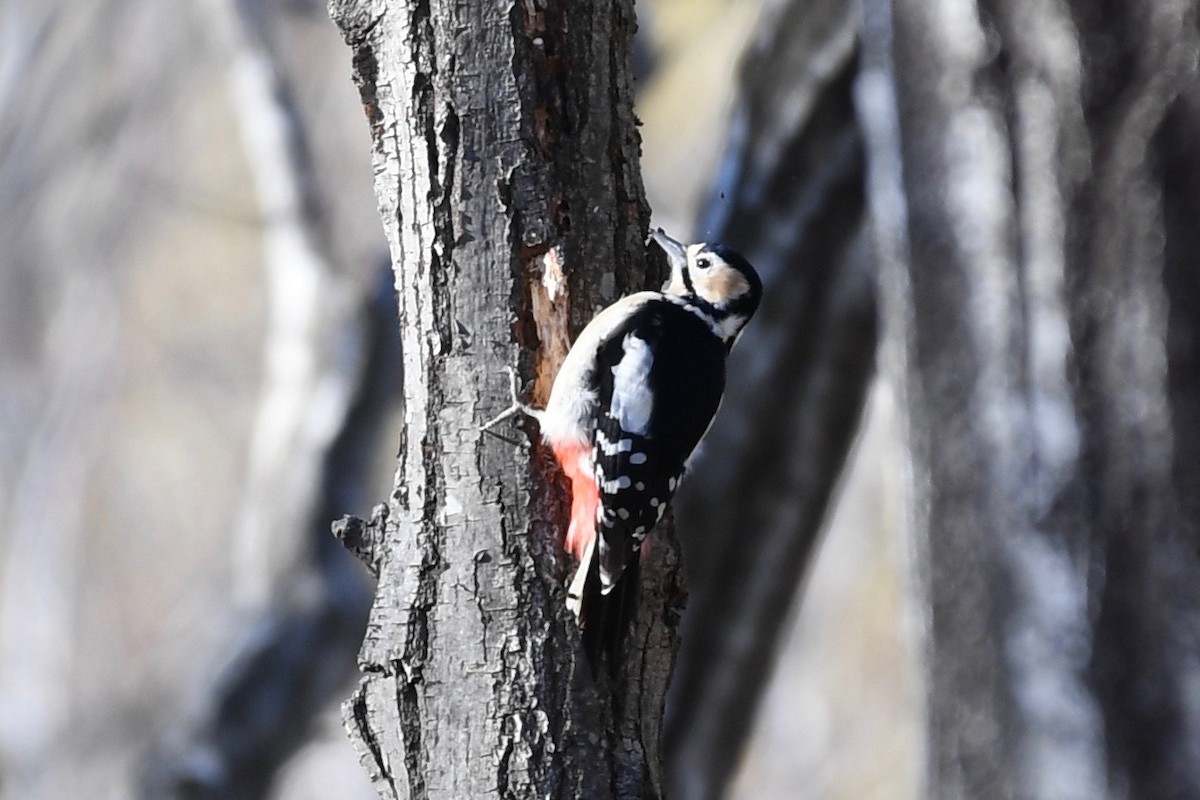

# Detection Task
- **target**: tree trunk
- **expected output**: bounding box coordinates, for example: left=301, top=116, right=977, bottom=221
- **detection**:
left=858, top=0, right=1200, bottom=796
left=327, top=1, right=677, bottom=798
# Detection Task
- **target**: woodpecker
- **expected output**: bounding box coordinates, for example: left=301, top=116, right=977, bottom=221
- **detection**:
left=482, top=228, right=761, bottom=666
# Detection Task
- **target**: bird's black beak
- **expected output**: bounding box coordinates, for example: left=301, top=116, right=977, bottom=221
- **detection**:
left=649, top=227, right=688, bottom=271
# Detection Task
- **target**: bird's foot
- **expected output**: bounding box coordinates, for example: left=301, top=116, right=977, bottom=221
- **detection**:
left=479, top=366, right=542, bottom=433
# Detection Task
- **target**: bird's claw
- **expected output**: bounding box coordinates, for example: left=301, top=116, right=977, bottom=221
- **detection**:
left=479, top=366, right=537, bottom=433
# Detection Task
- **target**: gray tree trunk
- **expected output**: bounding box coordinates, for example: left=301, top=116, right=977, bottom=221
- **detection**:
left=663, top=1, right=877, bottom=798
left=859, top=0, right=1200, bottom=796
left=327, top=1, right=678, bottom=798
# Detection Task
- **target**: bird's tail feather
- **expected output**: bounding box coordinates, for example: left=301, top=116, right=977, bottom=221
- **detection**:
left=577, top=549, right=640, bottom=676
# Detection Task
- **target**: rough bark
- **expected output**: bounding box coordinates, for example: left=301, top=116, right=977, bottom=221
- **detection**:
left=858, top=0, right=1200, bottom=796
left=664, top=1, right=876, bottom=797
left=327, top=1, right=675, bottom=798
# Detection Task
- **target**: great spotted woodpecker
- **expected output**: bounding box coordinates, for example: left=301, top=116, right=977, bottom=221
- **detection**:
left=483, top=229, right=761, bottom=665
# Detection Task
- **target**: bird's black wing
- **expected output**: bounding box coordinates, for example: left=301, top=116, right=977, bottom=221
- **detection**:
left=580, top=299, right=726, bottom=668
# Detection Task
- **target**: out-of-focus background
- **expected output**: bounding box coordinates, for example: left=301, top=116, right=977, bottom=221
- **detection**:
left=0, top=0, right=918, bottom=798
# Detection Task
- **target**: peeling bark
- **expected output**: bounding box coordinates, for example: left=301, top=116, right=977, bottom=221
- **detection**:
left=327, top=1, right=675, bottom=797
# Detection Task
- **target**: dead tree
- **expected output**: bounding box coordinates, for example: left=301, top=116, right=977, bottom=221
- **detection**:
left=327, top=0, right=680, bottom=797
left=859, top=0, right=1200, bottom=796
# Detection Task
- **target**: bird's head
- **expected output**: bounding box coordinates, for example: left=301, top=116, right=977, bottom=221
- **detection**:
left=650, top=228, right=762, bottom=344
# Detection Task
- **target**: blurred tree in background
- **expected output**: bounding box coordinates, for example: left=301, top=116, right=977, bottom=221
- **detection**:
left=2, top=0, right=1199, bottom=798
left=859, top=0, right=1200, bottom=796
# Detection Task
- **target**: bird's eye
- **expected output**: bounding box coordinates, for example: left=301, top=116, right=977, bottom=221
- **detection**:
left=695, top=257, right=712, bottom=270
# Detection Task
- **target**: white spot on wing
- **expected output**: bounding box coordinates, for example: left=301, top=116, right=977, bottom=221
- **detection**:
left=610, top=335, right=654, bottom=435
left=599, top=475, right=633, bottom=494
left=629, top=452, right=647, bottom=465
left=597, top=433, right=634, bottom=456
